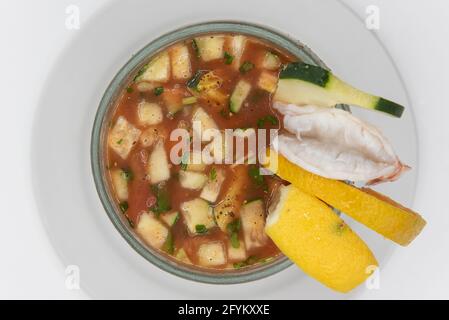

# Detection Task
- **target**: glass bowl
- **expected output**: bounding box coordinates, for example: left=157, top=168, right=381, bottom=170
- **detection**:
left=91, top=21, right=332, bottom=284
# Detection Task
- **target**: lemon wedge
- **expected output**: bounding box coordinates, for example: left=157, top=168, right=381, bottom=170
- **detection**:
left=265, top=150, right=426, bottom=246
left=266, top=184, right=378, bottom=293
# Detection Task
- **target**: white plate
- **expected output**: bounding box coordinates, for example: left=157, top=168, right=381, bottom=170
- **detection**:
left=31, top=0, right=417, bottom=299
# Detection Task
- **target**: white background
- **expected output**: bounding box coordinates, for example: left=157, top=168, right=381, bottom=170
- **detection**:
left=1, top=0, right=448, bottom=299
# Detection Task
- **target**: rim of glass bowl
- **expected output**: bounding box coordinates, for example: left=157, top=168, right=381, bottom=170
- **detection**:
left=91, top=20, right=348, bottom=284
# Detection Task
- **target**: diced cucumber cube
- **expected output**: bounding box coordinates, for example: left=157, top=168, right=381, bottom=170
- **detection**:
left=137, top=101, right=163, bottom=126
left=195, top=36, right=225, bottom=62
left=227, top=241, right=247, bottom=261
left=257, top=71, right=278, bottom=93
left=170, top=44, right=192, bottom=80
left=136, top=52, right=170, bottom=83
left=180, top=198, right=215, bottom=234
left=229, top=35, right=247, bottom=70
left=200, top=168, right=226, bottom=203
left=230, top=80, right=251, bottom=113
left=110, top=169, right=128, bottom=201
left=108, top=116, right=141, bottom=159
left=262, top=52, right=281, bottom=70
left=179, top=171, right=208, bottom=190
left=148, top=141, right=170, bottom=184
left=136, top=212, right=169, bottom=249
left=197, top=242, right=226, bottom=267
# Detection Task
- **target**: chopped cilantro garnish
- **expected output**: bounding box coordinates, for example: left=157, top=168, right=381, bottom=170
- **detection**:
left=116, top=138, right=123, bottom=145
left=227, top=219, right=241, bottom=234
left=227, top=219, right=241, bottom=249
left=233, top=262, right=246, bottom=269
left=239, top=61, right=255, bottom=74
left=133, top=64, right=149, bottom=82
left=257, top=115, right=279, bottom=128
left=248, top=165, right=265, bottom=186
left=192, top=39, right=200, bottom=58
left=230, top=232, right=240, bottom=249
left=224, top=51, right=234, bottom=65
left=180, top=152, right=189, bottom=171
left=154, top=86, right=164, bottom=96
left=162, top=232, right=175, bottom=254
left=233, top=255, right=260, bottom=269
left=259, top=257, right=274, bottom=264
left=219, top=108, right=229, bottom=118
left=265, top=115, right=278, bottom=125
left=119, top=201, right=129, bottom=213
left=195, top=224, right=208, bottom=234
left=121, top=168, right=133, bottom=181
left=209, top=167, right=217, bottom=181
left=172, top=213, right=180, bottom=226
left=150, top=184, right=171, bottom=215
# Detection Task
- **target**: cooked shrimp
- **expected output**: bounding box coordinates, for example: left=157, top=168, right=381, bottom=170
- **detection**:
left=272, top=102, right=409, bottom=184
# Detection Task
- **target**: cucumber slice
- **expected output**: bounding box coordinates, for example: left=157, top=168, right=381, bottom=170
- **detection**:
left=110, top=169, right=128, bottom=201
left=197, top=242, right=226, bottom=267
left=240, top=199, right=267, bottom=250
left=160, top=211, right=179, bottom=227
left=229, top=35, right=247, bottom=70
left=257, top=71, right=278, bottom=93
left=229, top=80, right=251, bottom=113
left=136, top=212, right=169, bottom=249
left=170, top=44, right=192, bottom=80
left=200, top=168, right=226, bottom=203
left=227, top=241, right=247, bottom=261
left=135, top=52, right=170, bottom=83
left=262, top=52, right=281, bottom=70
left=195, top=36, right=225, bottom=62
left=137, top=101, right=163, bottom=125
left=180, top=198, right=215, bottom=234
left=108, top=116, right=141, bottom=160
left=179, top=170, right=208, bottom=190
left=275, top=62, right=404, bottom=118
left=148, top=141, right=170, bottom=184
